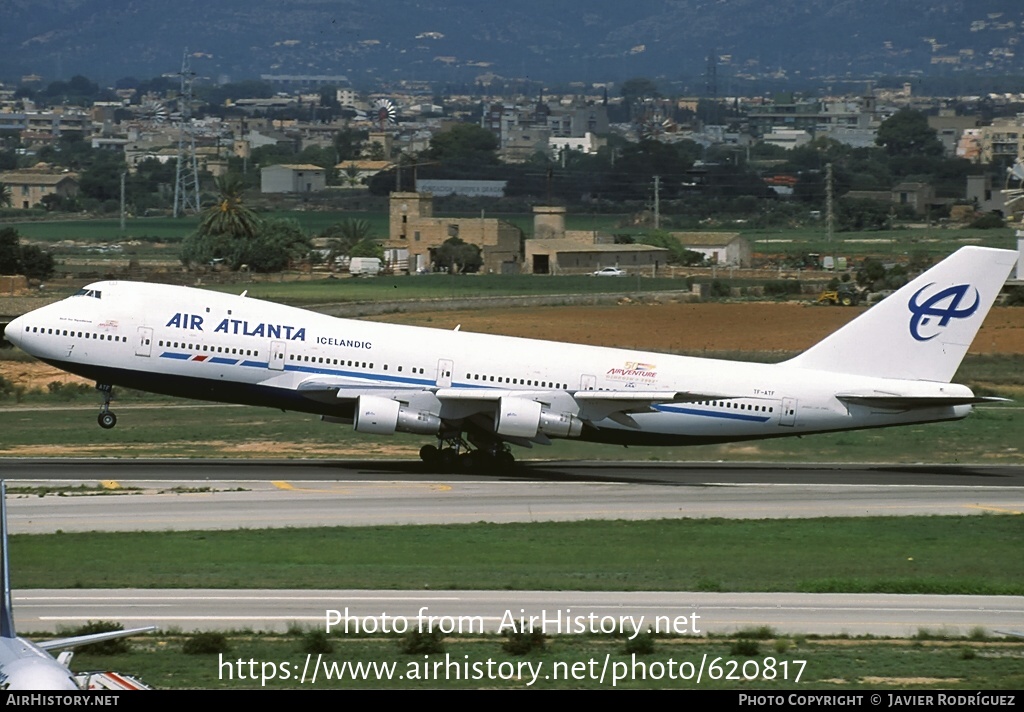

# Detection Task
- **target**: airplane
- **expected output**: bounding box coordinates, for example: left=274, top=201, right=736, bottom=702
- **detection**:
left=3, top=246, right=1018, bottom=471
left=0, top=481, right=153, bottom=690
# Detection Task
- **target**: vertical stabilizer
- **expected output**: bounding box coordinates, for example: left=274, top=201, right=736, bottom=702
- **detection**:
left=782, top=247, right=1018, bottom=382
left=0, top=481, right=16, bottom=638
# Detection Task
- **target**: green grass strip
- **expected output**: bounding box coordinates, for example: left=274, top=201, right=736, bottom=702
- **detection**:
left=71, top=635, right=1024, bottom=689
left=12, top=516, right=1023, bottom=594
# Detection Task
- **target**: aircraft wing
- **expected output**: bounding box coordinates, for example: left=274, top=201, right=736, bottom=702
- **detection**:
left=293, top=376, right=733, bottom=429
left=295, top=378, right=434, bottom=406
left=36, top=626, right=157, bottom=652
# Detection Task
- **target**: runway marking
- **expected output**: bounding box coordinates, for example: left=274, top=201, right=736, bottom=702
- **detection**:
left=20, top=596, right=463, bottom=602
left=965, top=504, right=1023, bottom=515
left=272, top=481, right=452, bottom=494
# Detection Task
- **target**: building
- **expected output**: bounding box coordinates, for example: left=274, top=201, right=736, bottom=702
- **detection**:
left=549, top=132, right=603, bottom=157
left=979, top=118, right=1024, bottom=164
left=746, top=95, right=878, bottom=139
left=388, top=192, right=521, bottom=274
left=0, top=109, right=91, bottom=143
left=525, top=240, right=668, bottom=275
left=415, top=179, right=506, bottom=198
left=891, top=182, right=937, bottom=215
left=966, top=174, right=1015, bottom=215
left=336, top=160, right=394, bottom=187
left=843, top=183, right=939, bottom=217
left=484, top=101, right=609, bottom=163
left=525, top=205, right=669, bottom=274
left=762, top=128, right=812, bottom=150
left=928, top=110, right=982, bottom=157
left=668, top=232, right=751, bottom=267
left=0, top=169, right=79, bottom=209
left=260, top=164, right=327, bottom=194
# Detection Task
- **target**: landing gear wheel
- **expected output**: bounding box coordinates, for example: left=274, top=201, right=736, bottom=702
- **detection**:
left=419, top=444, right=439, bottom=464
left=95, top=383, right=116, bottom=429
left=438, top=448, right=460, bottom=473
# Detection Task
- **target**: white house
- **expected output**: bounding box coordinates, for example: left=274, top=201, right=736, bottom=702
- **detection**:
left=260, top=164, right=327, bottom=194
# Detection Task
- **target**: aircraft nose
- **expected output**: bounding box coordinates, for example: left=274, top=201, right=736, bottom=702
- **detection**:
left=3, top=314, right=26, bottom=350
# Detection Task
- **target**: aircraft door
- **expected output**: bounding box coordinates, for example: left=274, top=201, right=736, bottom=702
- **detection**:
left=135, top=327, right=153, bottom=357
left=269, top=340, right=287, bottom=371
left=779, top=397, right=798, bottom=427
left=436, top=359, right=453, bottom=388
left=580, top=374, right=597, bottom=391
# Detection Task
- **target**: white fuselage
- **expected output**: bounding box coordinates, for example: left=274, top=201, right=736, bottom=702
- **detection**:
left=5, top=280, right=974, bottom=447
left=0, top=638, right=79, bottom=690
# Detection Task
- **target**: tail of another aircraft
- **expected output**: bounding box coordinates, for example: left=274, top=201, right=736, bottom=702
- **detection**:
left=782, top=246, right=1018, bottom=382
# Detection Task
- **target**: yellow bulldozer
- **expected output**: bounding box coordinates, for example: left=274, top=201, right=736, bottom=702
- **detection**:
left=816, top=286, right=863, bottom=307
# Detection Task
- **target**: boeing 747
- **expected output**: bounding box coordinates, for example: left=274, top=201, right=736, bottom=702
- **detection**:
left=4, top=246, right=1017, bottom=470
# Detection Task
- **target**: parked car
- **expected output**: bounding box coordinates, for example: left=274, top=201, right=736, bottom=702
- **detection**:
left=592, top=267, right=625, bottom=276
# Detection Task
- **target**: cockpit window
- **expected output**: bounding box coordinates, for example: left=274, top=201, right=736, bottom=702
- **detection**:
left=73, top=289, right=102, bottom=299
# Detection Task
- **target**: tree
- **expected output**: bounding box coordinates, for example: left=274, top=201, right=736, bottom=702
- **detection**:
left=620, top=78, right=660, bottom=120
left=433, top=237, right=482, bottom=274
left=0, top=183, right=10, bottom=208
left=333, top=128, right=366, bottom=162
left=0, top=227, right=55, bottom=279
left=323, top=218, right=377, bottom=266
left=78, top=151, right=126, bottom=202
left=198, top=174, right=261, bottom=239
left=427, top=123, right=498, bottom=164
left=876, top=109, right=944, bottom=158
left=242, top=219, right=311, bottom=272
left=340, top=162, right=362, bottom=188
left=181, top=217, right=310, bottom=272
left=0, top=227, right=20, bottom=273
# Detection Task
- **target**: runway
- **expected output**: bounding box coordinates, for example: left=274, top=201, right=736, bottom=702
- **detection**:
left=4, top=459, right=1023, bottom=639
left=1, top=460, right=1023, bottom=532
left=16, top=589, right=1024, bottom=638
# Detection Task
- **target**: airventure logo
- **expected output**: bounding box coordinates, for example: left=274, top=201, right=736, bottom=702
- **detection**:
left=606, top=361, right=657, bottom=380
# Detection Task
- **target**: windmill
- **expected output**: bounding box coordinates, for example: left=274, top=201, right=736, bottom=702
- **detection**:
left=637, top=105, right=677, bottom=141
left=1004, top=158, right=1024, bottom=214
left=137, top=100, right=168, bottom=124
left=372, top=98, right=398, bottom=131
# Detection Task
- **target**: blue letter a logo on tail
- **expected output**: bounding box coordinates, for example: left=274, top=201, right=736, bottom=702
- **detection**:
left=908, top=283, right=980, bottom=342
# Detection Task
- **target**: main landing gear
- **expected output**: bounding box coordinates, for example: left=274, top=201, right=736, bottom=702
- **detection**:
left=419, top=431, right=516, bottom=473
left=96, top=383, right=117, bottom=429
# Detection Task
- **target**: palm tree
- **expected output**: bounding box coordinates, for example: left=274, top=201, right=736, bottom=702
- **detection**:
left=324, top=218, right=376, bottom=270
left=0, top=183, right=11, bottom=209
left=198, top=174, right=260, bottom=238
left=341, top=162, right=362, bottom=188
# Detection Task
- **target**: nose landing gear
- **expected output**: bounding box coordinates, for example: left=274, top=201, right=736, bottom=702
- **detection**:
left=96, top=383, right=117, bottom=429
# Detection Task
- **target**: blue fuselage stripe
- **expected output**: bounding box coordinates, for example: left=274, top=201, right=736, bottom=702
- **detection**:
left=654, top=404, right=771, bottom=423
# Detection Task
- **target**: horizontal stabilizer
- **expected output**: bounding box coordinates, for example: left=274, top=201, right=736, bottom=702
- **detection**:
left=837, top=393, right=1009, bottom=409
left=37, top=626, right=157, bottom=652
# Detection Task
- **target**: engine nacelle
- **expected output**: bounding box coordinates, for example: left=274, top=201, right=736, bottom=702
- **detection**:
left=353, top=395, right=441, bottom=436
left=494, top=397, right=582, bottom=439
left=538, top=408, right=584, bottom=438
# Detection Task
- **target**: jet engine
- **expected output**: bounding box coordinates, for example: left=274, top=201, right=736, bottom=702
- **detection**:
left=353, top=395, right=441, bottom=436
left=493, top=396, right=583, bottom=439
